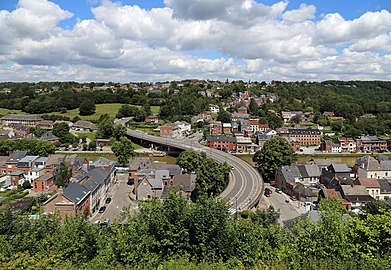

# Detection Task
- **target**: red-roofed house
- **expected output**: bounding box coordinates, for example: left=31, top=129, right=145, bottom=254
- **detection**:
left=355, top=178, right=381, bottom=199
left=258, top=123, right=269, bottom=132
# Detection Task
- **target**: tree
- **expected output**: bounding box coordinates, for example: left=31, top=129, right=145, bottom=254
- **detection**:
left=253, top=137, right=295, bottom=180
left=97, top=117, right=114, bottom=139
left=248, top=99, right=259, bottom=115
left=216, top=110, right=231, bottom=123
left=54, top=162, right=72, bottom=187
left=113, top=125, right=127, bottom=141
left=142, top=103, right=151, bottom=115
left=79, top=100, right=96, bottom=116
left=22, top=181, right=32, bottom=189
left=111, top=136, right=135, bottom=165
left=52, top=122, right=70, bottom=139
left=290, top=115, right=302, bottom=125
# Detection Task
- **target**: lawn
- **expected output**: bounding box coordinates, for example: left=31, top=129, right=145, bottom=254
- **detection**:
left=54, top=103, right=160, bottom=121
left=0, top=108, right=23, bottom=116
left=0, top=103, right=160, bottom=122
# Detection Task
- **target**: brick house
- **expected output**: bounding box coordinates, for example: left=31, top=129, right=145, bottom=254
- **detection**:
left=206, top=136, right=236, bottom=152
left=278, top=128, right=322, bottom=146
left=44, top=183, right=90, bottom=223
left=6, top=151, right=27, bottom=174
left=160, top=123, right=181, bottom=138
left=9, top=123, right=30, bottom=138
left=36, top=120, right=54, bottom=130
left=209, top=121, right=223, bottom=135
left=33, top=173, right=54, bottom=192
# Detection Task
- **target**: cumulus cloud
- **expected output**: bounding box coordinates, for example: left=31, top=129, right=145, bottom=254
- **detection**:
left=0, top=0, right=390, bottom=82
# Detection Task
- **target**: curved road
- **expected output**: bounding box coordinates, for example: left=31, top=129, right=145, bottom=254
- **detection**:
left=125, top=128, right=264, bottom=212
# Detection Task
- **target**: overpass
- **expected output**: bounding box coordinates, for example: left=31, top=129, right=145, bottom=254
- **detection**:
left=126, top=128, right=264, bottom=211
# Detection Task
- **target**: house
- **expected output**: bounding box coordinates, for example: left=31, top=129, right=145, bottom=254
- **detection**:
left=33, top=173, right=54, bottom=192
left=286, top=137, right=301, bottom=152
left=72, top=120, right=97, bottom=132
left=354, top=136, right=387, bottom=152
left=160, top=123, right=181, bottom=138
left=278, top=128, right=322, bottom=146
left=174, top=121, right=191, bottom=136
left=258, top=124, right=269, bottom=132
left=354, top=178, right=381, bottom=199
left=237, top=106, right=247, bottom=114
left=239, top=120, right=250, bottom=133
left=80, top=168, right=114, bottom=213
left=136, top=170, right=169, bottom=200
left=9, top=123, right=30, bottom=138
left=91, top=157, right=116, bottom=170
left=378, top=179, right=391, bottom=200
left=281, top=111, right=303, bottom=123
left=43, top=155, right=65, bottom=175
left=318, top=186, right=352, bottom=211
left=320, top=164, right=353, bottom=189
left=209, top=121, right=223, bottom=135
left=1, top=114, right=43, bottom=127
left=17, top=155, right=39, bottom=176
left=206, top=136, right=236, bottom=152
left=354, top=156, right=391, bottom=179
left=36, top=120, right=54, bottom=130
left=337, top=137, right=356, bottom=153
left=249, top=119, right=260, bottom=132
left=44, top=183, right=91, bottom=223
left=320, top=140, right=341, bottom=153
left=162, top=173, right=196, bottom=199
left=6, top=151, right=27, bottom=174
left=236, top=137, right=259, bottom=153
left=222, top=123, right=232, bottom=134
left=39, top=133, right=59, bottom=143
left=145, top=115, right=159, bottom=124
left=209, top=104, right=220, bottom=113
left=10, top=171, right=25, bottom=186
left=231, top=112, right=249, bottom=121
left=340, top=185, right=373, bottom=209
left=256, top=133, right=273, bottom=148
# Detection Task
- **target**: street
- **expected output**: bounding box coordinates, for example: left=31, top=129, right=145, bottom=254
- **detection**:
left=263, top=183, right=306, bottom=224
left=90, top=172, right=136, bottom=223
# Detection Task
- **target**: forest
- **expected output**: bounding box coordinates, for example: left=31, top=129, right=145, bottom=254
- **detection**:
left=0, top=195, right=390, bottom=269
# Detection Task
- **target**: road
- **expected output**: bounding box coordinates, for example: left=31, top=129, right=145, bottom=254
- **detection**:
left=91, top=172, right=136, bottom=223
left=264, top=183, right=306, bottom=224
left=124, top=127, right=263, bottom=211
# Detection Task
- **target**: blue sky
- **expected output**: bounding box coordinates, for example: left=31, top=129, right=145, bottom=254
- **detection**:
left=0, top=0, right=390, bottom=82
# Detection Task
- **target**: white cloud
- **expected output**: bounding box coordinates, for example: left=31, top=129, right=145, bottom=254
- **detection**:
left=282, top=4, right=316, bottom=23
left=0, top=0, right=390, bottom=82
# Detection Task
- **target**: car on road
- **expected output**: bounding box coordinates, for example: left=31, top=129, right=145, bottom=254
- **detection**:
left=290, top=195, right=297, bottom=201
left=105, top=197, right=112, bottom=204
left=265, top=188, right=272, bottom=194
left=98, top=206, right=106, bottom=213
left=275, top=188, right=282, bottom=194
left=231, top=166, right=235, bottom=170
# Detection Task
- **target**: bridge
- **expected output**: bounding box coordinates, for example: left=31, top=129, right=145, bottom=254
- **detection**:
left=126, top=128, right=264, bottom=212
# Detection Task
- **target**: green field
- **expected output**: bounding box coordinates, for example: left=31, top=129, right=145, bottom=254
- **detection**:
left=0, top=108, right=23, bottom=116
left=0, top=103, right=160, bottom=122
left=54, top=103, right=160, bottom=121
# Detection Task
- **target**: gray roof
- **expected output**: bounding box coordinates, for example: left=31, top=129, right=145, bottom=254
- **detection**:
left=331, top=164, right=351, bottom=173
left=18, top=155, right=39, bottom=164
left=166, top=164, right=181, bottom=176
left=1, top=114, right=43, bottom=121
left=206, top=136, right=236, bottom=142
left=82, top=168, right=111, bottom=192
left=63, top=183, right=90, bottom=204
left=378, top=179, right=391, bottom=194
left=7, top=151, right=27, bottom=163
left=10, top=170, right=24, bottom=176
left=93, top=157, right=115, bottom=167
left=39, top=133, right=59, bottom=141
left=35, top=157, right=48, bottom=164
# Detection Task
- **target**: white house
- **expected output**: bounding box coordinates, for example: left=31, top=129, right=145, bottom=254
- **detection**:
left=209, top=104, right=220, bottom=113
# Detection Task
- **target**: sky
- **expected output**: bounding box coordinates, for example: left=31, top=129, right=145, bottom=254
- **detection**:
left=0, top=0, right=390, bottom=82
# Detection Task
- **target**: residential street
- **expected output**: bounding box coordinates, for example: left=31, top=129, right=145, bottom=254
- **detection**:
left=91, top=172, right=136, bottom=223
left=263, top=183, right=306, bottom=224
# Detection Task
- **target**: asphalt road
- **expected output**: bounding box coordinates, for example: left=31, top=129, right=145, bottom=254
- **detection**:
left=125, top=128, right=263, bottom=211
left=91, top=173, right=136, bottom=223
left=264, top=183, right=305, bottom=223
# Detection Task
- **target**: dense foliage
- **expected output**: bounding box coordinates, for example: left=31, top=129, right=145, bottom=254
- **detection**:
left=0, top=197, right=390, bottom=269
left=0, top=139, right=55, bottom=156
left=253, top=137, right=295, bottom=180
left=176, top=149, right=230, bottom=198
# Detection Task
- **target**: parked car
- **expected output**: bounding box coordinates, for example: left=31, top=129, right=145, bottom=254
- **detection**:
left=290, top=195, right=297, bottom=201
left=264, top=191, right=271, bottom=197
left=98, top=206, right=106, bottom=213
left=275, top=188, right=282, bottom=194
left=265, top=188, right=272, bottom=194
left=105, top=197, right=112, bottom=204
